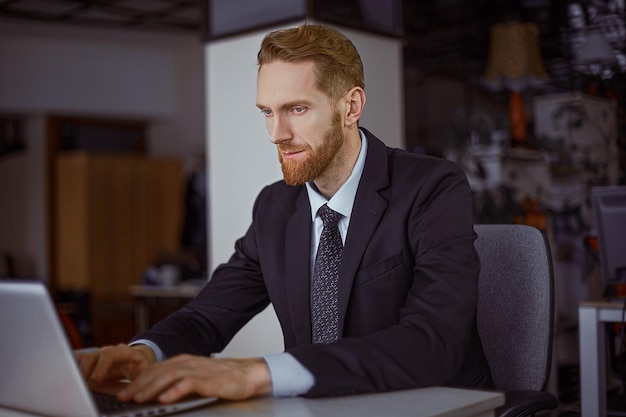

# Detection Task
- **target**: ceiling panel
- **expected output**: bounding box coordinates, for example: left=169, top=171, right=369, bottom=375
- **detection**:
left=0, top=0, right=201, bottom=32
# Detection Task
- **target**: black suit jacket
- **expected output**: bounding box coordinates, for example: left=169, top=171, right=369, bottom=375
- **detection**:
left=134, top=128, right=493, bottom=396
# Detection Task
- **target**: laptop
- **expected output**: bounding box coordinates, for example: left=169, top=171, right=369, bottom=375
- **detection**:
left=0, top=280, right=218, bottom=417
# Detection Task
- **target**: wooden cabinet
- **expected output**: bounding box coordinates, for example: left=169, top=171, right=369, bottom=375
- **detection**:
left=54, top=153, right=183, bottom=344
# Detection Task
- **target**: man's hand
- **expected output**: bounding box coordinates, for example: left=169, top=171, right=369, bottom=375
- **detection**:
left=76, top=344, right=156, bottom=384
left=116, top=355, right=272, bottom=404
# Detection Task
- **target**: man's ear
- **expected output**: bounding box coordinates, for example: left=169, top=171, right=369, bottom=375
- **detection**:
left=343, top=87, right=366, bottom=127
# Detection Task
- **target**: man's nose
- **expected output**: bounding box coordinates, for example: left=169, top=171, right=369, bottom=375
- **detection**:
left=269, top=116, right=292, bottom=144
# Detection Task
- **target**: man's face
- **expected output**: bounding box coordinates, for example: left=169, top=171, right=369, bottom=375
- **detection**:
left=256, top=60, right=344, bottom=186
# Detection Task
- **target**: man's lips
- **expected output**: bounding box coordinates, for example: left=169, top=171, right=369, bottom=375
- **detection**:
left=280, top=148, right=307, bottom=159
left=283, top=150, right=303, bottom=158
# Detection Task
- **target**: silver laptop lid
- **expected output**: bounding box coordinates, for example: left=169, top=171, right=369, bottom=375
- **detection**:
left=0, top=280, right=219, bottom=417
left=0, top=280, right=99, bottom=417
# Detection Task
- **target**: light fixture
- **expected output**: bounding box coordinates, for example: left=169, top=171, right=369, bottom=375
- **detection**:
left=482, top=22, right=549, bottom=147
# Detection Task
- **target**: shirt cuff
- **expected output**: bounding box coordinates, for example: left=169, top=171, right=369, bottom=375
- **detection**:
left=129, top=339, right=166, bottom=361
left=262, top=352, right=315, bottom=397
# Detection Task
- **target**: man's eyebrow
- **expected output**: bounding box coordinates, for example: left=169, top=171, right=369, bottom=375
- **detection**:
left=256, top=100, right=313, bottom=111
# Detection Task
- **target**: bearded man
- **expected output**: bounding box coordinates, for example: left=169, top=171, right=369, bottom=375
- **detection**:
left=78, top=23, right=493, bottom=403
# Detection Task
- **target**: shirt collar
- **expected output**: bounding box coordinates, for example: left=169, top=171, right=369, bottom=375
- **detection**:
left=306, top=129, right=368, bottom=221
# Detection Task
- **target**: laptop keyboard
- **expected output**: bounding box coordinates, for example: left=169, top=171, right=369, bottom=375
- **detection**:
left=93, top=392, right=159, bottom=414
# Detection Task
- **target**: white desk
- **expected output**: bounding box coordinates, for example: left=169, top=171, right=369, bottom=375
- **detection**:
left=579, top=300, right=626, bottom=417
left=0, top=386, right=504, bottom=417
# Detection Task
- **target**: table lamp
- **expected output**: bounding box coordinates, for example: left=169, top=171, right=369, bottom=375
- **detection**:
left=482, top=22, right=549, bottom=147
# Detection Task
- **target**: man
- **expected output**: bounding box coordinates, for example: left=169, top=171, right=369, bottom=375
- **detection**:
left=78, top=23, right=493, bottom=404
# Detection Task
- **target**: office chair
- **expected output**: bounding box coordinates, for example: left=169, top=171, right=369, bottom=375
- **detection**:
left=474, top=224, right=559, bottom=417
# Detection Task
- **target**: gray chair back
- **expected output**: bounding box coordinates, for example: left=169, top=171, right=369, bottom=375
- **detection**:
left=474, top=224, right=554, bottom=392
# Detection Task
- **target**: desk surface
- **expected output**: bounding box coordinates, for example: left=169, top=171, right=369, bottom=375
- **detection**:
left=0, top=387, right=504, bottom=417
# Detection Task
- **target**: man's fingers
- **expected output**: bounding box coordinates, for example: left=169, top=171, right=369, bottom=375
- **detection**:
left=76, top=352, right=98, bottom=381
left=118, top=355, right=211, bottom=403
left=77, top=344, right=150, bottom=384
left=117, top=354, right=272, bottom=404
left=159, top=377, right=198, bottom=404
left=118, top=362, right=185, bottom=403
left=88, top=344, right=125, bottom=382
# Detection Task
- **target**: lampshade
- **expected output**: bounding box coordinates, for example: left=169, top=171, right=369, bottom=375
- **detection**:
left=482, top=22, right=549, bottom=92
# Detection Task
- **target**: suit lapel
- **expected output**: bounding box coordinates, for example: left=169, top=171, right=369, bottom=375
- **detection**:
left=337, top=130, right=390, bottom=336
left=285, top=189, right=314, bottom=345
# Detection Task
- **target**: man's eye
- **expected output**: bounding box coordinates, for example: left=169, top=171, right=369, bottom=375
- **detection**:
left=292, top=107, right=305, bottom=114
left=260, top=109, right=272, bottom=117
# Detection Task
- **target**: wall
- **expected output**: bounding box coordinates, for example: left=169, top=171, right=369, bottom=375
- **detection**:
left=206, top=22, right=404, bottom=356
left=0, top=38, right=168, bottom=117
left=0, top=21, right=205, bottom=281
left=148, top=45, right=207, bottom=173
left=0, top=117, right=47, bottom=279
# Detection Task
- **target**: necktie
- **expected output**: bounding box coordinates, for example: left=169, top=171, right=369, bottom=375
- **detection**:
left=311, top=204, right=343, bottom=344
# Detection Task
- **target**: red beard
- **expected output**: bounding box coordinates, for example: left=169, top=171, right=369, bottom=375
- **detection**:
left=278, top=113, right=343, bottom=186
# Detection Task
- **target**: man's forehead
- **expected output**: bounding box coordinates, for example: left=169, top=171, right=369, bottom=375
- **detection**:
left=256, top=61, right=327, bottom=105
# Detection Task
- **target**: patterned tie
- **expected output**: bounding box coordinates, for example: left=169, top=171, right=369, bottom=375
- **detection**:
left=311, top=204, right=344, bottom=344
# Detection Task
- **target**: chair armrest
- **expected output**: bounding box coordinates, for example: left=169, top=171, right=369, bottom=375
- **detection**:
left=496, top=390, right=559, bottom=417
